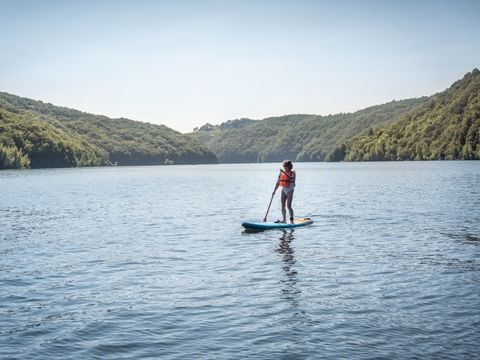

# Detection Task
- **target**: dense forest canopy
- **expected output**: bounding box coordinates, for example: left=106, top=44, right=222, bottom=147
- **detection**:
left=2, top=69, right=478, bottom=169
left=190, top=69, right=479, bottom=162
left=0, top=93, right=218, bottom=169
left=341, top=69, right=480, bottom=160
left=190, top=98, right=428, bottom=162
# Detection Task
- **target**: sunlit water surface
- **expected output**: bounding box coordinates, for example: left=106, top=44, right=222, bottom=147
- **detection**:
left=1, top=162, right=479, bottom=359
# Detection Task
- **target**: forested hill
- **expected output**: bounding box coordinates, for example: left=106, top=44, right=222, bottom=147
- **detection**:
left=0, top=92, right=218, bottom=169
left=341, top=69, right=480, bottom=160
left=189, top=98, right=428, bottom=163
left=3, top=70, right=477, bottom=169
left=190, top=69, right=479, bottom=162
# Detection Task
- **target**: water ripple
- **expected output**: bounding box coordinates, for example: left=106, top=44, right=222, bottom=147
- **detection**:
left=1, top=163, right=479, bottom=359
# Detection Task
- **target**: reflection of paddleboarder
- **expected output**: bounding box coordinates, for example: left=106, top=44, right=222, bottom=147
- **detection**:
left=273, top=160, right=296, bottom=224
left=276, top=230, right=301, bottom=304
left=277, top=230, right=296, bottom=276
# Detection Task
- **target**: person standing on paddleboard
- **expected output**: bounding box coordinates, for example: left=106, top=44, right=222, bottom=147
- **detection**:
left=273, top=160, right=296, bottom=224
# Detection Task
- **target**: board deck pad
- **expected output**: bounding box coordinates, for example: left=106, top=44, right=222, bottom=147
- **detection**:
left=242, top=217, right=313, bottom=231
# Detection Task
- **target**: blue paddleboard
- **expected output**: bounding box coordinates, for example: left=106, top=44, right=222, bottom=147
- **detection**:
left=242, top=218, right=313, bottom=231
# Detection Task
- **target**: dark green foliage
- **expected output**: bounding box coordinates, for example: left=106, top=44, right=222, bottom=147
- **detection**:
left=0, top=92, right=218, bottom=169
left=190, top=99, right=428, bottom=163
left=342, top=69, right=480, bottom=161
left=0, top=144, right=30, bottom=169
left=191, top=69, right=480, bottom=163
left=0, top=107, right=107, bottom=169
left=3, top=69, right=478, bottom=168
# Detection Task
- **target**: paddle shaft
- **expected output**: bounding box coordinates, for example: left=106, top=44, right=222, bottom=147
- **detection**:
left=264, top=170, right=282, bottom=222
left=263, top=192, right=275, bottom=222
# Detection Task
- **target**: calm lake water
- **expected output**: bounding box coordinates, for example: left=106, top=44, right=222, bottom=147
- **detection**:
left=1, top=162, right=479, bottom=359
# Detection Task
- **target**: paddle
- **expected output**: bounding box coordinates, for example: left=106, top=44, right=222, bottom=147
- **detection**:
left=263, top=192, right=275, bottom=222
left=263, top=170, right=281, bottom=222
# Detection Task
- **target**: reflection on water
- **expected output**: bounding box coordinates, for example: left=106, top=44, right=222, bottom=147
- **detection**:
left=276, top=230, right=301, bottom=306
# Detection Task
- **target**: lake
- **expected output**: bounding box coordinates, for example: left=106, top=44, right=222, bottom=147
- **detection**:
left=1, top=162, right=479, bottom=359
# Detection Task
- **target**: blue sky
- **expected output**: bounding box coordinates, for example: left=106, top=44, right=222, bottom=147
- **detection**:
left=1, top=0, right=479, bottom=132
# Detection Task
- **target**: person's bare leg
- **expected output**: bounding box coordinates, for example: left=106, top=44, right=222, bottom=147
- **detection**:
left=281, top=191, right=287, bottom=223
left=287, top=191, right=294, bottom=223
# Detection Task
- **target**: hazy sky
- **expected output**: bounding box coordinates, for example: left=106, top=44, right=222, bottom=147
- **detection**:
left=1, top=0, right=479, bottom=132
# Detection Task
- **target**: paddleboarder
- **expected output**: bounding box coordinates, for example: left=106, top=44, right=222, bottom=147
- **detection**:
left=273, top=160, right=296, bottom=224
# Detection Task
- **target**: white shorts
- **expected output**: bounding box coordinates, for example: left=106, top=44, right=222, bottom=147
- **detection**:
left=281, top=185, right=294, bottom=196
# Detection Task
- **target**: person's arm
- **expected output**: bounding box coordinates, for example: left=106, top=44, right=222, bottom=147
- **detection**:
left=273, top=177, right=280, bottom=194
left=273, top=171, right=282, bottom=194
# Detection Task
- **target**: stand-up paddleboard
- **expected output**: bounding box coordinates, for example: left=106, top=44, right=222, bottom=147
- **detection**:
left=242, top=218, right=313, bottom=231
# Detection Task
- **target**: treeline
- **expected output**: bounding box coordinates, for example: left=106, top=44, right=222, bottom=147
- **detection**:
left=0, top=93, right=218, bottom=169
left=0, top=108, right=107, bottom=169
left=190, top=69, right=479, bottom=163
left=3, top=69, right=478, bottom=169
left=0, top=145, right=30, bottom=169
left=341, top=69, right=480, bottom=161
left=190, top=99, right=428, bottom=162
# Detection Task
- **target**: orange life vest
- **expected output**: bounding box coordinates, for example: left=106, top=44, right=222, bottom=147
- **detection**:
left=279, top=171, right=295, bottom=187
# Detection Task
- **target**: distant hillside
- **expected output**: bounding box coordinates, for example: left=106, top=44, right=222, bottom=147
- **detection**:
left=342, top=69, right=480, bottom=160
left=189, top=98, right=428, bottom=162
left=0, top=93, right=218, bottom=169
left=4, top=70, right=477, bottom=169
